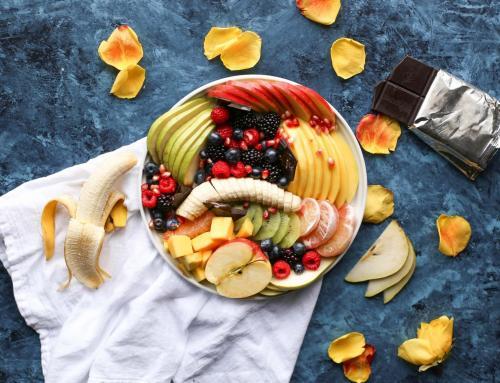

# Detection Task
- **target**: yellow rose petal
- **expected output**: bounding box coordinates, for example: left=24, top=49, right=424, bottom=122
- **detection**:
left=356, top=114, right=401, bottom=154
left=330, top=37, right=366, bottom=79
left=220, top=31, right=262, bottom=71
left=328, top=332, right=366, bottom=363
left=296, top=0, right=341, bottom=26
left=342, top=344, right=375, bottom=383
left=204, top=27, right=243, bottom=59
left=98, top=25, right=143, bottom=70
left=398, top=338, right=436, bottom=366
left=363, top=185, right=394, bottom=224
left=436, top=215, right=471, bottom=257
left=417, top=316, right=453, bottom=360
left=111, top=65, right=146, bottom=99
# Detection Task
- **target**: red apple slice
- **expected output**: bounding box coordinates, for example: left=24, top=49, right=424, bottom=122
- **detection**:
left=208, top=85, right=253, bottom=108
left=224, top=81, right=269, bottom=111
left=228, top=81, right=282, bottom=112
left=297, top=84, right=336, bottom=126
left=269, top=82, right=310, bottom=120
left=298, top=198, right=321, bottom=236
left=288, top=85, right=323, bottom=120
left=205, top=238, right=272, bottom=298
left=301, top=201, right=339, bottom=248
left=316, top=204, right=355, bottom=257
left=257, top=80, right=294, bottom=113
left=253, top=80, right=289, bottom=113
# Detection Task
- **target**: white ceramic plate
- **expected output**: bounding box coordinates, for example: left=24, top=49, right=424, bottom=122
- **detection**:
left=139, top=75, right=367, bottom=298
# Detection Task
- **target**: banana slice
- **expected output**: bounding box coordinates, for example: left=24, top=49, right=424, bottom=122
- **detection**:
left=291, top=195, right=301, bottom=211
left=41, top=151, right=137, bottom=289
left=284, top=192, right=293, bottom=212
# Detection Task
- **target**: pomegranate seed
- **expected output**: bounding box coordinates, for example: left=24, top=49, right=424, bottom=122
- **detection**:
left=286, top=121, right=294, bottom=127
left=310, top=120, right=317, bottom=127
left=312, top=115, right=320, bottom=122
left=224, top=137, right=231, bottom=147
left=141, top=183, right=149, bottom=191
left=284, top=110, right=292, bottom=118
left=263, top=210, right=269, bottom=219
left=244, top=165, right=252, bottom=173
left=152, top=175, right=160, bottom=181
left=243, top=201, right=250, bottom=208
left=328, top=157, right=335, bottom=168
left=161, top=172, right=172, bottom=179
left=159, top=164, right=167, bottom=174
left=323, top=118, right=330, bottom=125
left=240, top=141, right=248, bottom=150
left=316, top=149, right=323, bottom=156
left=266, top=139, right=275, bottom=146
left=262, top=169, right=270, bottom=179
left=255, top=144, right=263, bottom=151
left=268, top=207, right=277, bottom=214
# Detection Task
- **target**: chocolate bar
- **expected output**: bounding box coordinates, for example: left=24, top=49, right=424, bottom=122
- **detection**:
left=372, top=56, right=499, bottom=180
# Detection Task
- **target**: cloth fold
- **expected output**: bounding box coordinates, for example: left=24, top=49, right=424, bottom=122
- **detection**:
left=0, top=138, right=321, bottom=383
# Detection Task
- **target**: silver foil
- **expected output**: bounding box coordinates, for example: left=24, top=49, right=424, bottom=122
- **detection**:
left=410, top=70, right=499, bottom=180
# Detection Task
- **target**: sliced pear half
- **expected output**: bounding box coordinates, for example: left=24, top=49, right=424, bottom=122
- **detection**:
left=345, top=220, right=409, bottom=282
left=365, top=236, right=413, bottom=297
left=383, top=240, right=416, bottom=303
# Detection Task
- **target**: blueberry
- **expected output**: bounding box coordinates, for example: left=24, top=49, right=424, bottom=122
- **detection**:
left=153, top=218, right=166, bottom=232
left=166, top=217, right=180, bottom=231
left=250, top=167, right=262, bottom=178
left=293, top=263, right=304, bottom=274
left=260, top=239, right=273, bottom=252
left=225, top=148, right=241, bottom=164
left=233, top=129, right=244, bottom=141
left=150, top=209, right=163, bottom=220
left=271, top=245, right=281, bottom=258
left=292, top=242, right=306, bottom=257
left=144, top=162, right=159, bottom=177
left=200, top=150, right=208, bottom=160
left=278, top=176, right=289, bottom=187
left=194, top=169, right=205, bottom=185
left=208, top=132, right=223, bottom=146
left=264, top=148, right=278, bottom=163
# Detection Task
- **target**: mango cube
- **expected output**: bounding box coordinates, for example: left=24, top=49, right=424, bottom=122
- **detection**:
left=201, top=250, right=212, bottom=268
left=180, top=252, right=203, bottom=271
left=166, top=235, right=193, bottom=258
left=192, top=232, right=223, bottom=252
left=192, top=266, right=206, bottom=282
left=235, top=218, right=253, bottom=238
left=210, top=217, right=234, bottom=240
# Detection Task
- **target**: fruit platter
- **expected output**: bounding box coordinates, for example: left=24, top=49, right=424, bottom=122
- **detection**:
left=141, top=75, right=367, bottom=298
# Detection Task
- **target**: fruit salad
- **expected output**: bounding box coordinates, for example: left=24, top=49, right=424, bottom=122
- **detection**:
left=143, top=78, right=360, bottom=298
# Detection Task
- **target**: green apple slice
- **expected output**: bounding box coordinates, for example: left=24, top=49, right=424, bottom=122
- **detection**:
left=383, top=239, right=416, bottom=303
left=147, top=97, right=208, bottom=163
left=365, top=236, right=413, bottom=297
left=272, top=212, right=289, bottom=244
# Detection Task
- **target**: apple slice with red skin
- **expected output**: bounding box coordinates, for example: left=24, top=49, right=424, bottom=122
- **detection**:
left=208, top=85, right=254, bottom=109
left=287, top=85, right=324, bottom=121
left=272, top=82, right=313, bottom=121
left=256, top=80, right=295, bottom=113
left=227, top=81, right=282, bottom=113
left=223, top=81, right=269, bottom=111
left=253, top=80, right=290, bottom=113
left=297, top=84, right=336, bottom=126
left=205, top=238, right=272, bottom=298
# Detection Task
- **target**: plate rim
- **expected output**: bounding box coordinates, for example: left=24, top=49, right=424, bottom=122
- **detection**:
left=138, top=74, right=367, bottom=298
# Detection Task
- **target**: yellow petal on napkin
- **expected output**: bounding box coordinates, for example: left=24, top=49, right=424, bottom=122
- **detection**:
left=363, top=185, right=394, bottom=224
left=356, top=114, right=401, bottom=154
left=436, top=215, right=472, bottom=256
left=98, top=25, right=143, bottom=70
left=398, top=316, right=454, bottom=371
left=296, top=0, right=341, bottom=26
left=330, top=37, right=366, bottom=79
left=220, top=31, right=262, bottom=71
left=204, top=26, right=243, bottom=59
left=328, top=332, right=366, bottom=363
left=111, top=65, right=146, bottom=99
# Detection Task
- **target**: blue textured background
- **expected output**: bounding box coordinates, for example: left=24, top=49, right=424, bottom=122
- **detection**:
left=0, top=1, right=498, bottom=382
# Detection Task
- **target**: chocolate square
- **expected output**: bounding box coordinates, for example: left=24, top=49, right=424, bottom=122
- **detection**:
left=372, top=81, right=424, bottom=125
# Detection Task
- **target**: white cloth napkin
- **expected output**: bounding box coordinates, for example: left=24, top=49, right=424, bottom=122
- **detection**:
left=0, top=138, right=321, bottom=383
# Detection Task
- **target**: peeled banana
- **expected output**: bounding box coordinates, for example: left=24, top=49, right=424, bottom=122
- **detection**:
left=177, top=178, right=302, bottom=220
left=41, top=151, right=137, bottom=289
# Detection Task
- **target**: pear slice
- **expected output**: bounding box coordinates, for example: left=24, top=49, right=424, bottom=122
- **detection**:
left=365, top=236, right=413, bottom=297
left=345, top=220, right=409, bottom=282
left=383, top=240, right=416, bottom=303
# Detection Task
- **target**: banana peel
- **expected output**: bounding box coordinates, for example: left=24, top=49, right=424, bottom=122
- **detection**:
left=41, top=151, right=137, bottom=289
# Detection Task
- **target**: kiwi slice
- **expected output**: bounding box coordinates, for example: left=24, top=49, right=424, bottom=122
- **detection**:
left=233, top=204, right=251, bottom=232
left=251, top=205, right=264, bottom=236
left=272, top=212, right=290, bottom=244
left=253, top=210, right=282, bottom=240
left=279, top=213, right=301, bottom=248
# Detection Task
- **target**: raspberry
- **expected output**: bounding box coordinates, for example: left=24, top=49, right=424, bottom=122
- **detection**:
left=243, top=128, right=260, bottom=147
left=273, top=260, right=291, bottom=279
left=216, top=124, right=233, bottom=139
left=159, top=177, right=177, bottom=194
left=302, top=251, right=321, bottom=271
left=230, top=162, right=247, bottom=178
left=211, top=161, right=231, bottom=178
left=211, top=107, right=230, bottom=125
left=142, top=190, right=157, bottom=209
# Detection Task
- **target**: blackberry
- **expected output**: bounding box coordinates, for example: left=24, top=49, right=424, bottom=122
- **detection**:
left=233, top=112, right=258, bottom=131
left=241, top=148, right=263, bottom=166
left=281, top=248, right=300, bottom=267
left=205, top=144, right=225, bottom=161
left=263, top=163, right=283, bottom=183
left=257, top=112, right=281, bottom=139
left=157, top=194, right=174, bottom=212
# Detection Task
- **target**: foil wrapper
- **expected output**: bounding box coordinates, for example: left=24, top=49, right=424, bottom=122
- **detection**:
left=410, top=70, right=499, bottom=180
